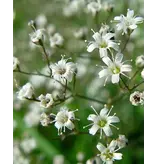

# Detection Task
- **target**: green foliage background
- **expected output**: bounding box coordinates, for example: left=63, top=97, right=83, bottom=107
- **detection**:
left=13, top=0, right=144, bottom=163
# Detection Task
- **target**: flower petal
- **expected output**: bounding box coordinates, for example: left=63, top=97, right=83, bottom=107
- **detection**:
left=102, top=57, right=112, bottom=66
left=54, top=121, right=63, bottom=129
left=115, top=53, right=123, bottom=63
left=97, top=142, right=106, bottom=153
left=65, top=120, right=74, bottom=130
left=92, top=32, right=102, bottom=42
left=113, top=153, right=122, bottom=160
left=111, top=74, right=120, bottom=83
left=87, top=43, right=98, bottom=52
left=108, top=140, right=117, bottom=151
left=87, top=114, right=98, bottom=121
left=106, top=160, right=113, bottom=164
left=135, top=17, right=143, bottom=23
left=121, top=65, right=132, bottom=72
left=104, top=33, right=115, bottom=40
left=107, top=116, right=120, bottom=123
left=108, top=42, right=119, bottom=51
left=98, top=69, right=109, bottom=78
left=129, top=24, right=137, bottom=29
left=103, top=126, right=112, bottom=136
left=100, top=108, right=108, bottom=118
left=127, top=9, right=134, bottom=18
left=89, top=124, right=99, bottom=135
left=99, top=48, right=108, bottom=58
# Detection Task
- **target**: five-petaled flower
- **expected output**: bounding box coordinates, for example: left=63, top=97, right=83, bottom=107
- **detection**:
left=38, top=93, right=54, bottom=108
left=49, top=33, right=64, bottom=48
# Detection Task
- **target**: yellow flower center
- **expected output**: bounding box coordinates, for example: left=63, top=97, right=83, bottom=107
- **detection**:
left=98, top=119, right=107, bottom=127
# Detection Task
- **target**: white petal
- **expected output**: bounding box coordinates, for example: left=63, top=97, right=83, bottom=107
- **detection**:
left=102, top=57, right=112, bottom=66
left=104, top=33, right=115, bottom=40
left=97, top=143, right=106, bottom=153
left=87, top=114, right=98, bottom=121
left=114, top=16, right=122, bottom=21
left=65, top=120, right=74, bottom=130
left=115, top=53, right=123, bottom=63
left=108, top=42, right=119, bottom=51
left=108, top=140, right=117, bottom=151
left=129, top=24, right=137, bottom=29
left=87, top=43, right=98, bottom=52
left=113, top=153, right=122, bottom=160
left=100, top=108, right=108, bottom=118
left=135, top=17, right=143, bottom=23
left=111, top=74, right=120, bottom=83
left=107, top=116, right=120, bottom=123
left=92, top=32, right=102, bottom=42
left=98, top=69, right=109, bottom=78
left=127, top=9, right=134, bottom=18
left=99, top=48, right=108, bottom=58
left=121, top=65, right=132, bottom=72
left=103, top=126, right=112, bottom=136
left=89, top=124, right=99, bottom=135
left=54, top=121, right=63, bottom=129
left=106, top=161, right=113, bottom=164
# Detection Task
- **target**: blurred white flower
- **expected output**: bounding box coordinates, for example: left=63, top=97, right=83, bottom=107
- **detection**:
left=29, top=29, right=44, bottom=45
left=87, top=28, right=119, bottom=58
left=114, top=9, right=143, bottom=35
left=50, top=56, right=76, bottom=83
left=53, top=155, right=64, bottom=164
left=73, top=27, right=88, bottom=39
left=116, top=134, right=128, bottom=149
left=130, top=91, right=144, bottom=106
left=141, top=69, right=144, bottom=79
left=38, top=93, right=54, bottom=108
left=84, top=105, right=120, bottom=138
left=47, top=24, right=56, bottom=35
left=97, top=141, right=122, bottom=163
left=40, top=113, right=51, bottom=126
left=76, top=152, right=85, bottom=162
left=87, top=0, right=102, bottom=16
left=20, top=137, right=36, bottom=154
left=35, top=14, right=47, bottom=28
left=51, top=107, right=78, bottom=135
left=135, top=55, right=144, bottom=68
left=17, top=83, right=34, bottom=100
left=98, top=53, right=132, bottom=85
left=13, top=57, right=20, bottom=70
left=49, top=33, right=64, bottom=48
left=13, top=120, right=17, bottom=130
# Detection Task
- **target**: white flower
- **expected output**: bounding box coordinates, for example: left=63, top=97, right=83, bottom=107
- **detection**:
left=29, top=29, right=44, bottom=45
left=130, top=91, right=144, bottom=106
left=17, top=83, right=34, bottom=100
left=50, top=56, right=76, bottom=83
left=20, top=137, right=36, bottom=154
left=35, top=14, right=47, bottom=28
left=141, top=69, right=144, bottom=79
left=87, top=28, right=119, bottom=58
left=84, top=105, right=120, bottom=138
left=76, top=152, right=85, bottom=162
left=98, top=53, right=132, bottom=85
left=114, top=9, right=143, bottom=35
left=51, top=107, right=78, bottom=135
left=135, top=55, right=144, bottom=67
left=73, top=27, right=88, bottom=39
left=40, top=113, right=51, bottom=126
left=87, top=0, right=102, bottom=16
left=13, top=57, right=20, bottom=70
left=53, top=155, right=64, bottom=164
left=116, top=134, right=128, bottom=149
left=47, top=24, right=56, bottom=35
left=97, top=141, right=122, bottom=164
left=49, top=33, right=64, bottom=48
left=38, top=93, right=54, bottom=108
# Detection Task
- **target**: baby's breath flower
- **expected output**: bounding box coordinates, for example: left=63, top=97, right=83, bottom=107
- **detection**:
left=47, top=24, right=56, bottom=35
left=116, top=134, right=128, bottom=149
left=141, top=69, right=144, bottom=79
left=130, top=91, right=144, bottom=106
left=13, top=57, right=20, bottom=70
left=17, top=83, right=34, bottom=100
left=29, top=29, right=44, bottom=45
left=49, top=33, right=64, bottom=48
left=114, top=9, right=143, bottom=35
left=97, top=141, right=122, bottom=164
left=50, top=107, right=79, bottom=135
left=135, top=55, right=144, bottom=68
left=87, top=0, right=102, bottom=16
left=53, top=155, right=64, bottom=164
left=98, top=53, right=132, bottom=85
left=87, top=28, right=119, bottom=58
left=84, top=105, right=120, bottom=138
left=35, top=14, right=47, bottom=28
left=73, top=27, right=88, bottom=39
left=50, top=56, right=76, bottom=84
left=38, top=93, right=54, bottom=108
left=40, top=113, right=51, bottom=126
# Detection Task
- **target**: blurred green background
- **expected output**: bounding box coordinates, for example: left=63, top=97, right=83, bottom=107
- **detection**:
left=13, top=0, right=144, bottom=163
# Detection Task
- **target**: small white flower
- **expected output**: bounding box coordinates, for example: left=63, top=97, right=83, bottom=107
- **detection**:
left=40, top=113, right=51, bottom=126
left=76, top=152, right=85, bottom=162
left=13, top=57, right=20, bottom=70
left=141, top=69, right=144, bottom=79
left=135, top=55, right=144, bottom=68
left=97, top=141, right=122, bottom=164
left=116, top=134, right=128, bottom=149
left=87, top=28, right=119, bottom=58
left=38, top=93, right=54, bottom=108
left=51, top=107, right=78, bottom=135
left=20, top=137, right=36, bottom=154
left=53, top=155, right=64, bottom=164
left=49, top=33, right=64, bottom=48
left=47, top=24, right=56, bottom=35
left=29, top=29, right=44, bottom=45
left=84, top=105, right=120, bottom=138
left=50, top=56, right=76, bottom=83
left=98, top=53, right=132, bottom=85
left=35, top=14, right=47, bottom=28
left=87, top=0, right=102, bottom=16
left=17, top=83, right=34, bottom=100
left=114, top=9, right=143, bottom=35
left=73, top=27, right=88, bottom=39
left=130, top=91, right=144, bottom=106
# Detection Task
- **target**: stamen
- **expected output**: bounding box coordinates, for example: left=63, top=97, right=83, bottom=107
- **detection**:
left=110, top=124, right=119, bottom=130
left=73, top=109, right=79, bottom=112
left=91, top=106, right=99, bottom=116
left=104, top=77, right=109, bottom=86
left=121, top=72, right=131, bottom=79
left=122, top=59, right=132, bottom=64
left=91, top=29, right=96, bottom=33
left=83, top=123, right=94, bottom=129
left=100, top=128, right=103, bottom=139
left=107, top=105, right=114, bottom=116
